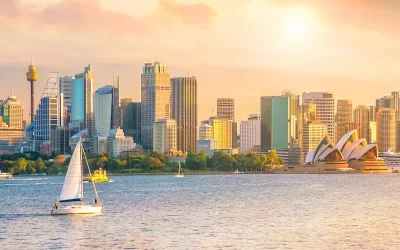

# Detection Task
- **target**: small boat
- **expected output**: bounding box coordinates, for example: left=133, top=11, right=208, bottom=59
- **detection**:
left=0, top=171, right=13, bottom=179
left=83, top=168, right=111, bottom=183
left=174, top=162, right=184, bottom=178
left=51, top=138, right=102, bottom=215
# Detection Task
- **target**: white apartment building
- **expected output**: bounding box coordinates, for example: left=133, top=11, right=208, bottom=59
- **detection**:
left=153, top=119, right=177, bottom=154
left=240, top=114, right=260, bottom=153
left=108, top=128, right=135, bottom=157
left=302, top=121, right=328, bottom=151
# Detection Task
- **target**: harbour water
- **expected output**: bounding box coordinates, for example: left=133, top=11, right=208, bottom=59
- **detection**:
left=1, top=174, right=400, bottom=249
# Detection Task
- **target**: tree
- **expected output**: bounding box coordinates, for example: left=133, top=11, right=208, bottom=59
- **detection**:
left=35, top=157, right=46, bottom=173
left=199, top=151, right=208, bottom=170
left=141, top=156, right=163, bottom=171
left=12, top=158, right=27, bottom=174
left=96, top=155, right=108, bottom=169
left=26, top=160, right=36, bottom=174
left=185, top=152, right=200, bottom=170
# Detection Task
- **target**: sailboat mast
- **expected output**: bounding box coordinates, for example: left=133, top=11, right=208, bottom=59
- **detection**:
left=80, top=139, right=84, bottom=204
left=83, top=149, right=100, bottom=204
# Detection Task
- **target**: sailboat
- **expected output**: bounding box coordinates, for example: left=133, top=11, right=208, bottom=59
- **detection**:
left=174, top=162, right=184, bottom=178
left=51, top=138, right=102, bottom=215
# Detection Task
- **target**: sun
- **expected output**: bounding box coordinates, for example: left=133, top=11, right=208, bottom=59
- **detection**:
left=283, top=8, right=311, bottom=38
left=286, top=14, right=306, bottom=36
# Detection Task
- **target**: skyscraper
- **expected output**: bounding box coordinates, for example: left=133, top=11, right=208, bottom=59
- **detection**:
left=260, top=96, right=291, bottom=152
left=120, top=98, right=132, bottom=129
left=211, top=119, right=232, bottom=149
left=72, top=64, right=95, bottom=136
left=111, top=76, right=120, bottom=129
left=199, top=124, right=213, bottom=140
left=302, top=92, right=335, bottom=143
left=240, top=114, right=260, bottom=153
left=141, top=61, right=171, bottom=151
left=336, top=100, right=353, bottom=142
left=302, top=121, right=328, bottom=151
left=369, top=106, right=376, bottom=122
left=94, top=85, right=114, bottom=137
left=377, top=108, right=396, bottom=152
left=125, top=102, right=141, bottom=144
left=376, top=91, right=400, bottom=119
left=354, top=105, right=370, bottom=141
left=298, top=103, right=316, bottom=148
left=217, top=98, right=237, bottom=148
left=59, top=76, right=74, bottom=107
left=217, top=98, right=234, bottom=121
left=34, top=97, right=61, bottom=141
left=0, top=96, right=23, bottom=129
left=171, top=77, right=197, bottom=153
left=153, top=118, right=177, bottom=154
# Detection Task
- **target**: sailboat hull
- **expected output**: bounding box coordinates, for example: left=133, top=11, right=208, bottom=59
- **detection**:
left=51, top=205, right=102, bottom=215
left=174, top=175, right=184, bottom=178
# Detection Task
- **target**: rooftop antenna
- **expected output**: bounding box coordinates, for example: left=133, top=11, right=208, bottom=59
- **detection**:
left=11, top=82, right=13, bottom=96
left=212, top=109, right=214, bottom=117
left=154, top=52, right=157, bottom=62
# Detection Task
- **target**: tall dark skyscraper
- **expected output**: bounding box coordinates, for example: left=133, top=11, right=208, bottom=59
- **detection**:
left=171, top=77, right=198, bottom=152
left=125, top=102, right=142, bottom=144
left=111, top=76, right=120, bottom=129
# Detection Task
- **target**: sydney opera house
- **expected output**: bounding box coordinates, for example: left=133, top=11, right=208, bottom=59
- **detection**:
left=305, top=130, right=387, bottom=171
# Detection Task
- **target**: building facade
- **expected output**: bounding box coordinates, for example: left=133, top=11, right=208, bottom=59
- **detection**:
left=72, top=64, right=95, bottom=137
left=336, top=100, right=352, bottom=142
left=298, top=103, right=317, bottom=148
left=369, top=121, right=377, bottom=143
left=153, top=119, right=177, bottom=154
left=199, top=124, right=213, bottom=140
left=354, top=105, right=370, bottom=141
left=302, top=92, right=335, bottom=143
left=171, top=77, right=197, bottom=153
left=240, top=114, right=260, bottom=153
left=212, top=119, right=232, bottom=149
left=59, top=76, right=73, bottom=107
left=0, top=96, right=23, bottom=129
left=0, top=127, right=23, bottom=153
left=377, top=108, right=397, bottom=152
left=302, top=121, right=328, bottom=151
left=34, top=97, right=60, bottom=141
left=51, top=126, right=71, bottom=155
left=260, top=96, right=291, bottom=152
left=197, top=139, right=218, bottom=157
left=141, top=61, right=171, bottom=151
left=111, top=76, right=120, bottom=129
left=124, top=102, right=141, bottom=145
left=217, top=98, right=234, bottom=121
left=120, top=98, right=132, bottom=129
left=108, top=128, right=135, bottom=157
left=94, top=85, right=114, bottom=137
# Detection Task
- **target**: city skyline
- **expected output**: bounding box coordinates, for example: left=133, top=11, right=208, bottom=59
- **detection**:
left=1, top=0, right=400, bottom=123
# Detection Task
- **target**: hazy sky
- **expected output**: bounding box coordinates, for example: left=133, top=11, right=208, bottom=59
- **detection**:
left=1, top=0, right=400, bottom=123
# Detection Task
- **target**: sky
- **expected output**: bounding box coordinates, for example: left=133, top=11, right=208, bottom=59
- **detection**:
left=1, top=0, right=400, bottom=123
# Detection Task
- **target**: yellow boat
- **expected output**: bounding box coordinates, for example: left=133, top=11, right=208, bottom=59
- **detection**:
left=84, top=168, right=111, bottom=183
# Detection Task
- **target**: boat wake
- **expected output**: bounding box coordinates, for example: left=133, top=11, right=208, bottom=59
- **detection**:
left=14, top=178, right=49, bottom=181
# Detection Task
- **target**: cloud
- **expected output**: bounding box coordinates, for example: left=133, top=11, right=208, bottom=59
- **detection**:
left=271, top=0, right=400, bottom=36
left=154, top=0, right=217, bottom=28
left=0, top=0, right=150, bottom=36
left=0, top=0, right=22, bottom=18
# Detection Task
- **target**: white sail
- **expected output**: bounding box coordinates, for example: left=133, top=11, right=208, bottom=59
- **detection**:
left=59, top=139, right=83, bottom=203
